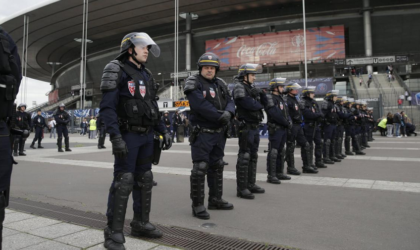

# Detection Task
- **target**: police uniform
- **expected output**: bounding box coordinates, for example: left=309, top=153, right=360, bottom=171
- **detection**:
left=284, top=83, right=309, bottom=175
left=321, top=90, right=340, bottom=164
left=13, top=104, right=31, bottom=155
left=0, top=26, right=22, bottom=249
left=233, top=63, right=265, bottom=199
left=334, top=97, right=350, bottom=159
left=162, top=112, right=171, bottom=131
left=360, top=102, right=370, bottom=148
left=184, top=52, right=235, bottom=220
left=30, top=111, right=47, bottom=149
left=171, top=111, right=182, bottom=142
left=299, top=86, right=325, bottom=171
left=367, top=108, right=375, bottom=141
left=97, top=114, right=106, bottom=149
left=351, top=101, right=366, bottom=154
left=342, top=99, right=364, bottom=155
left=99, top=32, right=172, bottom=250
left=264, top=78, right=294, bottom=184
left=53, top=104, right=72, bottom=152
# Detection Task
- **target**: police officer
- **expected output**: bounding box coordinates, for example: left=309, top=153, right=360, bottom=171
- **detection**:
left=97, top=113, right=106, bottom=149
left=334, top=96, right=349, bottom=160
left=342, top=98, right=364, bottom=155
left=54, top=104, right=72, bottom=152
left=321, top=90, right=340, bottom=164
left=172, top=110, right=182, bottom=142
left=265, top=78, right=293, bottom=184
left=360, top=101, right=370, bottom=148
left=184, top=52, right=235, bottom=219
left=13, top=103, right=31, bottom=156
left=351, top=100, right=366, bottom=155
left=0, top=25, right=22, bottom=250
left=284, top=82, right=311, bottom=175
left=162, top=111, right=171, bottom=131
left=299, top=86, right=325, bottom=172
left=99, top=32, right=172, bottom=249
left=367, top=107, right=375, bottom=141
left=30, top=109, right=47, bottom=149
left=233, top=63, right=265, bottom=199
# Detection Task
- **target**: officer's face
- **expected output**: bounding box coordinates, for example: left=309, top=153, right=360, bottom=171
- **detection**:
left=290, top=89, right=298, bottom=95
left=60, top=107, right=64, bottom=111
left=21, top=107, right=26, bottom=111
left=129, top=46, right=149, bottom=64
left=278, top=86, right=284, bottom=93
left=201, top=66, right=216, bottom=80
left=245, top=74, right=256, bottom=84
left=309, top=93, right=315, bottom=99
left=333, top=96, right=338, bottom=102
left=37, top=111, right=41, bottom=115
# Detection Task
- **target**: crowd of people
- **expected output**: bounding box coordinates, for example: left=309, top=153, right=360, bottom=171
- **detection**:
left=377, top=111, right=417, bottom=137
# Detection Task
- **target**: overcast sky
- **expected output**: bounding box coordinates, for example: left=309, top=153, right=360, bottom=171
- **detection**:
left=1, top=0, right=55, bottom=108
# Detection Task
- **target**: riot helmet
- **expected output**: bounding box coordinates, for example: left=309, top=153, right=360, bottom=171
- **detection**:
left=269, top=77, right=287, bottom=92
left=116, top=32, right=160, bottom=62
left=197, top=52, right=220, bottom=72
left=285, top=82, right=302, bottom=96
left=325, top=90, right=339, bottom=100
left=18, top=103, right=27, bottom=111
left=237, top=63, right=262, bottom=84
left=302, top=86, right=316, bottom=98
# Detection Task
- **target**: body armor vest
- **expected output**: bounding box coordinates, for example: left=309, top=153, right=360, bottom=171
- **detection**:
left=116, top=63, right=159, bottom=127
left=235, top=82, right=263, bottom=124
left=287, top=95, right=302, bottom=123
left=267, top=94, right=288, bottom=124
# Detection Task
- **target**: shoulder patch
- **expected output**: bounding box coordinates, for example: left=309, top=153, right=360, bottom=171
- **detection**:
left=184, top=75, right=198, bottom=94
left=233, top=83, right=246, bottom=100
left=100, top=60, right=122, bottom=92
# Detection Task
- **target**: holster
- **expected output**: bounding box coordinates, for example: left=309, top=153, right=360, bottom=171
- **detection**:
left=152, top=135, right=162, bottom=165
left=189, top=125, right=200, bottom=144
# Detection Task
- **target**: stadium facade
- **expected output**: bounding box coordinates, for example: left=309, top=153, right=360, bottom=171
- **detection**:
left=2, top=0, right=420, bottom=111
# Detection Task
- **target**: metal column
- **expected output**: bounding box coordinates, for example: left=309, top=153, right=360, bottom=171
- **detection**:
left=185, top=13, right=191, bottom=72
left=363, top=0, right=373, bottom=74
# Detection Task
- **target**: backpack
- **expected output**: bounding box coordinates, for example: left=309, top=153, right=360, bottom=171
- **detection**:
left=0, top=27, right=20, bottom=119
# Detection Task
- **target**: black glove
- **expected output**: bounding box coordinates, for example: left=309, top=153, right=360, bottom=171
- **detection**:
left=110, top=134, right=128, bottom=158
left=162, top=132, right=172, bottom=150
left=287, top=120, right=293, bottom=129
left=218, top=111, right=232, bottom=125
left=250, top=87, right=261, bottom=98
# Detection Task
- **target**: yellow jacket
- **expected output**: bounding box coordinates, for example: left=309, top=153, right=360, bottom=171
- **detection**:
left=378, top=118, right=387, bottom=129
left=89, top=119, right=97, bottom=130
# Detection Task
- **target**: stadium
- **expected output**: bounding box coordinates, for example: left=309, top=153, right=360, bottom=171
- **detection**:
left=2, top=0, right=420, bottom=124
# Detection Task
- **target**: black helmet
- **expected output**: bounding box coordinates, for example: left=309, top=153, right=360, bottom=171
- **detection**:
left=269, top=77, right=287, bottom=91
left=197, top=52, right=220, bottom=71
left=302, top=86, right=316, bottom=98
left=325, top=90, right=339, bottom=100
left=336, top=96, right=347, bottom=103
left=37, top=109, right=42, bottom=112
left=59, top=103, right=65, bottom=108
left=285, top=82, right=302, bottom=94
left=116, top=32, right=160, bottom=60
left=237, top=63, right=262, bottom=80
left=18, top=103, right=26, bottom=110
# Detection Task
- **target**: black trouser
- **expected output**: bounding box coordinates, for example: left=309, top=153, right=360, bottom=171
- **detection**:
left=31, top=127, right=43, bottom=146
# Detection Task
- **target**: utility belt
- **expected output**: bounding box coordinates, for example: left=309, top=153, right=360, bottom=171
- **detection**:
left=119, top=120, right=150, bottom=134
left=189, top=125, right=226, bottom=144
left=267, top=122, right=287, bottom=131
left=239, top=122, right=259, bottom=130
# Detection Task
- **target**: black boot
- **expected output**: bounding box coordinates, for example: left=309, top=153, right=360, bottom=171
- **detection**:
left=301, top=143, right=318, bottom=174
left=338, top=137, right=346, bottom=158
left=30, top=143, right=36, bottom=149
left=323, top=139, right=334, bottom=164
left=345, top=136, right=354, bottom=155
left=57, top=137, right=64, bottom=152
left=65, top=136, right=72, bottom=151
left=315, top=142, right=327, bottom=168
left=267, top=148, right=281, bottom=184
left=309, top=144, right=318, bottom=170
left=104, top=173, right=134, bottom=250
left=286, top=142, right=301, bottom=175
left=208, top=162, right=234, bottom=209
left=131, top=171, right=163, bottom=238
left=248, top=153, right=265, bottom=193
left=13, top=140, right=19, bottom=156
left=236, top=152, right=254, bottom=199
left=363, top=133, right=370, bottom=148
left=354, top=135, right=366, bottom=155
left=191, top=162, right=210, bottom=219
left=330, top=139, right=341, bottom=162
left=38, top=143, right=44, bottom=149
left=276, top=148, right=291, bottom=180
left=335, top=138, right=345, bottom=159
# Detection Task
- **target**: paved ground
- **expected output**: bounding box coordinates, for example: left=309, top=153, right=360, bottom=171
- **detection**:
left=3, top=209, right=177, bottom=250
left=6, top=133, right=420, bottom=250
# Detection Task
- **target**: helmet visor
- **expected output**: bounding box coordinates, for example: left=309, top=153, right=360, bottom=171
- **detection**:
left=128, top=33, right=160, bottom=57
left=331, top=90, right=339, bottom=96
left=286, top=82, right=302, bottom=90
left=239, top=63, right=263, bottom=74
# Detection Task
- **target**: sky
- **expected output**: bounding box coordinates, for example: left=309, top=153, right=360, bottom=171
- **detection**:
left=1, top=0, right=55, bottom=109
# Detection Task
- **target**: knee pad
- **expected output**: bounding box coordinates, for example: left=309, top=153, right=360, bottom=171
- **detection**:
left=250, top=152, right=258, bottom=162
left=192, top=161, right=208, bottom=176
left=112, top=172, right=134, bottom=194
left=238, top=152, right=250, bottom=168
left=134, top=171, right=153, bottom=190
left=210, top=160, right=224, bottom=172
left=58, top=136, right=63, bottom=140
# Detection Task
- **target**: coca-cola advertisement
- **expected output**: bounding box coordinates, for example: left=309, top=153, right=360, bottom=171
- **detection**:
left=205, top=25, right=345, bottom=67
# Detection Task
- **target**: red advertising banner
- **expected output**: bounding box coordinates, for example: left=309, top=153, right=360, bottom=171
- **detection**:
left=205, top=25, right=345, bottom=67
left=48, top=89, right=59, bottom=104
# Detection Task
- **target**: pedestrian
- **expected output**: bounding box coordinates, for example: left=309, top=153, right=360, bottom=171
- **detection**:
left=183, top=115, right=190, bottom=137
left=359, top=78, right=362, bottom=86
left=171, top=110, right=182, bottom=142
left=407, top=96, right=412, bottom=105
left=13, top=103, right=31, bottom=156
left=54, top=103, right=72, bottom=152
left=184, top=52, right=235, bottom=219
left=405, top=91, right=409, bottom=100
left=265, top=78, right=293, bottom=184
left=377, top=117, right=387, bottom=136
left=0, top=26, right=22, bottom=249
left=386, top=112, right=394, bottom=137
left=80, top=118, right=88, bottom=135
left=99, top=32, right=172, bottom=249
left=30, top=109, right=47, bottom=149
left=233, top=63, right=266, bottom=199
left=49, top=118, right=56, bottom=138
left=400, top=111, right=408, bottom=137
left=393, top=112, right=402, bottom=138
left=162, top=111, right=171, bottom=131
left=397, top=99, right=403, bottom=109
left=89, top=116, right=97, bottom=139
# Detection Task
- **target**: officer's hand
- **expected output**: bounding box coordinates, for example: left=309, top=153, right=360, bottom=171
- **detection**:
left=218, top=111, right=231, bottom=125
left=110, top=134, right=128, bottom=158
left=250, top=87, right=261, bottom=98
left=287, top=121, right=293, bottom=129
left=162, top=132, right=172, bottom=150
left=22, top=130, right=30, bottom=139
